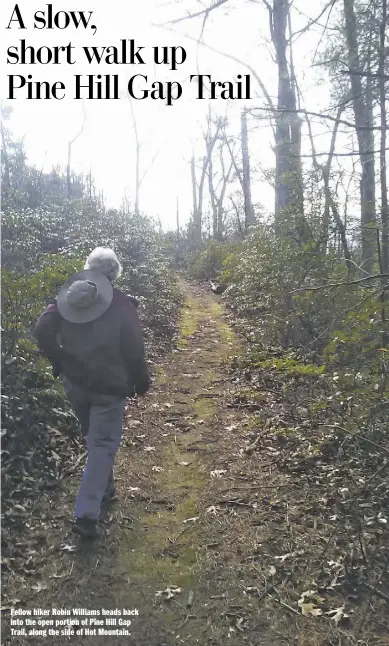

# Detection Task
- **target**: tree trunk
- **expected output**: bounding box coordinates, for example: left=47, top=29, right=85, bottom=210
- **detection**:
left=191, top=122, right=221, bottom=246
left=130, top=100, right=140, bottom=216
left=207, top=144, right=218, bottom=238
left=378, top=0, right=388, bottom=277
left=66, top=107, right=86, bottom=200
left=343, top=0, right=376, bottom=275
left=66, top=143, right=72, bottom=199
left=0, top=120, right=11, bottom=194
left=206, top=107, right=219, bottom=238
left=230, top=196, right=245, bottom=238
left=176, top=196, right=180, bottom=245
left=271, top=0, right=304, bottom=237
left=241, top=110, right=255, bottom=232
left=191, top=156, right=201, bottom=244
left=217, top=153, right=233, bottom=240
left=378, top=0, right=388, bottom=346
left=134, top=139, right=140, bottom=216
left=307, top=105, right=352, bottom=270
left=197, top=157, right=208, bottom=243
left=173, top=195, right=179, bottom=263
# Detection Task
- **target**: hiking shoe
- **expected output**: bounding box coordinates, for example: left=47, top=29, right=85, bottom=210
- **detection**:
left=72, top=517, right=99, bottom=539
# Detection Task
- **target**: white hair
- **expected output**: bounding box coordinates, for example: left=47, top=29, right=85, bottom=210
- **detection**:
left=84, top=247, right=123, bottom=282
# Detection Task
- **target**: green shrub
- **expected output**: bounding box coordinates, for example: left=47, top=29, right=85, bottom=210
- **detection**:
left=187, top=239, right=241, bottom=280
left=221, top=224, right=388, bottom=422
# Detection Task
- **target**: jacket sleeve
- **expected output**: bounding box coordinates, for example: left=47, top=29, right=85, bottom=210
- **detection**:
left=120, top=298, right=150, bottom=396
left=34, top=302, right=63, bottom=376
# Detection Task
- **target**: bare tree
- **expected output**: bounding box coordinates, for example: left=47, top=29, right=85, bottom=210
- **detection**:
left=130, top=99, right=141, bottom=216
left=208, top=143, right=234, bottom=240
left=343, top=0, right=377, bottom=274
left=0, top=109, right=11, bottom=194
left=190, top=119, right=222, bottom=245
left=176, top=196, right=181, bottom=262
left=129, top=100, right=159, bottom=216
left=263, top=0, right=304, bottom=235
left=241, top=109, right=255, bottom=232
left=230, top=194, right=245, bottom=238
left=378, top=0, right=388, bottom=278
left=306, top=106, right=352, bottom=270
left=222, top=124, right=256, bottom=235
left=204, top=109, right=234, bottom=239
left=67, top=103, right=86, bottom=199
left=206, top=110, right=219, bottom=238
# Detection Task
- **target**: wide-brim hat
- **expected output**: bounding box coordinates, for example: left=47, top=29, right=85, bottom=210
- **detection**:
left=57, top=270, right=113, bottom=324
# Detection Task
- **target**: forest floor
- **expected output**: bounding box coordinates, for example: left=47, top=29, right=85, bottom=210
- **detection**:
left=2, top=280, right=388, bottom=646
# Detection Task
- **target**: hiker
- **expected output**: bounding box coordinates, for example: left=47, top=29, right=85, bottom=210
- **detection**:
left=34, top=247, right=150, bottom=538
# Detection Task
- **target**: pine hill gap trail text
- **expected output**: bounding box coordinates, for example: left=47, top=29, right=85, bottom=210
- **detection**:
left=7, top=74, right=252, bottom=103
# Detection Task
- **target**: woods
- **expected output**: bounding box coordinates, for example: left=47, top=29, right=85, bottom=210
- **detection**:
left=177, top=3, right=388, bottom=637
left=1, top=0, right=389, bottom=644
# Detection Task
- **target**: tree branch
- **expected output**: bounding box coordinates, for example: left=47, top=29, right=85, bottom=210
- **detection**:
left=157, top=0, right=230, bottom=26
left=340, top=70, right=389, bottom=80
left=249, top=107, right=387, bottom=131
left=289, top=0, right=337, bottom=44
left=290, top=274, right=389, bottom=293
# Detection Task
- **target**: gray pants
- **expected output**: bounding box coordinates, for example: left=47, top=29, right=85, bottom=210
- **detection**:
left=62, top=377, right=126, bottom=520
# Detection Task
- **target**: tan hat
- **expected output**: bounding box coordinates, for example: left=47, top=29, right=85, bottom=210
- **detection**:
left=57, top=270, right=113, bottom=323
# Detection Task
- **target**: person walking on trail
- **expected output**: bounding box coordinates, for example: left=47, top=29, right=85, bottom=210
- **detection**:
left=34, top=247, right=150, bottom=539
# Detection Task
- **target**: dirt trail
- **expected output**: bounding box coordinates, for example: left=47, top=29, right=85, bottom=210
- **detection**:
left=4, top=280, right=256, bottom=646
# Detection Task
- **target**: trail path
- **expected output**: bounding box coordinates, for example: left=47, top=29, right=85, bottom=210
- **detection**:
left=4, top=281, right=383, bottom=646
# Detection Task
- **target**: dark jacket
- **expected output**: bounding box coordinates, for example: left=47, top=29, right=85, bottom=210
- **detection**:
left=34, top=288, right=150, bottom=398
